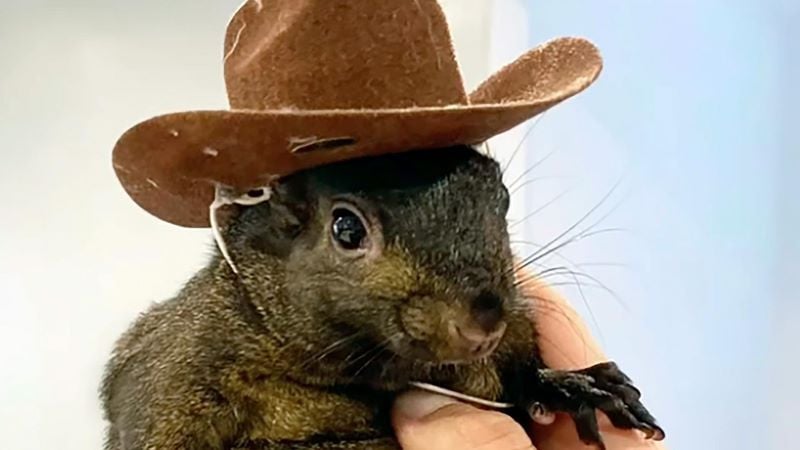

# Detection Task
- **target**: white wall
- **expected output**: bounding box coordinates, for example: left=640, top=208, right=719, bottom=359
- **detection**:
left=0, top=1, right=496, bottom=448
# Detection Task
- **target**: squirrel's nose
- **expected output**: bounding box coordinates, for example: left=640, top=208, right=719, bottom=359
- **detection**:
left=470, top=291, right=504, bottom=333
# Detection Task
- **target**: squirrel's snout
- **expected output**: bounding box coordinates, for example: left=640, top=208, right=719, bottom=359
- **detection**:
left=397, top=289, right=510, bottom=363
left=447, top=320, right=506, bottom=360
left=443, top=292, right=507, bottom=360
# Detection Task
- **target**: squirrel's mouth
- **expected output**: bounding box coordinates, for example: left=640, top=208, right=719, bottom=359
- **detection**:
left=391, top=298, right=508, bottom=365
left=390, top=320, right=507, bottom=365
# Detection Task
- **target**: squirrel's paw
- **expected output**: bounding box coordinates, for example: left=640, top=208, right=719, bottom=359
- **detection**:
left=529, top=362, right=664, bottom=450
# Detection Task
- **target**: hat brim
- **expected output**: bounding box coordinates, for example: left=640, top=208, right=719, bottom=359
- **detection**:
left=113, top=37, right=602, bottom=227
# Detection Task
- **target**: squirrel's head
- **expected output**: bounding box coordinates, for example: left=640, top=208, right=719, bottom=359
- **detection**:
left=224, top=145, right=516, bottom=380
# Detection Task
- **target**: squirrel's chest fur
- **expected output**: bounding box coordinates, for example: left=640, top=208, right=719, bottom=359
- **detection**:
left=218, top=316, right=509, bottom=443
left=220, top=346, right=506, bottom=443
left=222, top=374, right=389, bottom=442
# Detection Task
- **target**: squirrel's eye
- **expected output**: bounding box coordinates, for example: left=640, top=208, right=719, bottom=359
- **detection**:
left=498, top=186, right=510, bottom=215
left=331, top=207, right=368, bottom=251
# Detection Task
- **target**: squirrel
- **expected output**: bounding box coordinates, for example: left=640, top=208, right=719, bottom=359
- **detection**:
left=100, top=145, right=663, bottom=449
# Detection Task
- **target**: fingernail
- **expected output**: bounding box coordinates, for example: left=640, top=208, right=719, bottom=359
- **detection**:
left=394, top=389, right=461, bottom=419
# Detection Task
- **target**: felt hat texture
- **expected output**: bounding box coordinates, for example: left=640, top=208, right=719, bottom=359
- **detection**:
left=112, top=0, right=603, bottom=227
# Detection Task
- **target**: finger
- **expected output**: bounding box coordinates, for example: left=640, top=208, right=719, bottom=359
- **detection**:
left=392, top=390, right=536, bottom=450
left=533, top=412, right=664, bottom=450
left=518, top=277, right=606, bottom=369
left=516, top=274, right=668, bottom=449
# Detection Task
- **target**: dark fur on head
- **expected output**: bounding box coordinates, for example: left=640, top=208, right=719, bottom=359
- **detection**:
left=224, top=145, right=517, bottom=387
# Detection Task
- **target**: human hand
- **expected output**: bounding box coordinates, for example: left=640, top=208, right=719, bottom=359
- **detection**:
left=391, top=280, right=666, bottom=450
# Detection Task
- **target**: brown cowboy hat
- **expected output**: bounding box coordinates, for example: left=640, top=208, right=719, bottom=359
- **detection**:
left=112, top=0, right=603, bottom=228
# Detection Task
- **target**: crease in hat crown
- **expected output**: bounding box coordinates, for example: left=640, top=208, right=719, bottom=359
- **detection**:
left=111, top=0, right=603, bottom=228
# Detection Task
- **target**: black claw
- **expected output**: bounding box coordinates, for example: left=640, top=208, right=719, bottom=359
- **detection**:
left=571, top=404, right=605, bottom=450
left=625, top=400, right=665, bottom=440
left=649, top=425, right=666, bottom=441
left=527, top=402, right=547, bottom=419
left=598, top=399, right=644, bottom=431
left=625, top=400, right=658, bottom=424
left=527, top=362, right=664, bottom=446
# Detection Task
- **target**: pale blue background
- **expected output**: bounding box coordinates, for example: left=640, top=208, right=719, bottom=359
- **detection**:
left=0, top=1, right=796, bottom=449
left=505, top=2, right=798, bottom=449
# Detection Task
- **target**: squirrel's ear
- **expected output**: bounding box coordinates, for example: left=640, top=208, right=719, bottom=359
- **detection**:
left=230, top=178, right=312, bottom=258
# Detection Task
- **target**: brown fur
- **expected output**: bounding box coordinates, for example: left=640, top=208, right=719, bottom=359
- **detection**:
left=101, top=146, right=649, bottom=450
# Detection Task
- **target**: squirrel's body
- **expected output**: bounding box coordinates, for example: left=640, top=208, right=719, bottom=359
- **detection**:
left=102, top=264, right=394, bottom=448
left=102, top=147, right=661, bottom=449
left=102, top=260, right=533, bottom=449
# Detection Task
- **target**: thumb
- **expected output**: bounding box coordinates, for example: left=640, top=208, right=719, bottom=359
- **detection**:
left=391, top=390, right=535, bottom=450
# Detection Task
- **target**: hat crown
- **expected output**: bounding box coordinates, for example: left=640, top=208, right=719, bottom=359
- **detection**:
left=223, top=0, right=469, bottom=111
